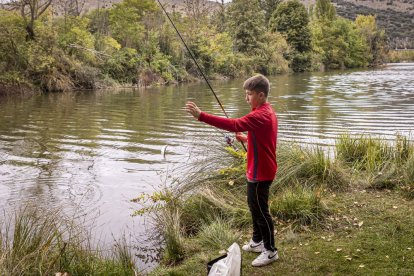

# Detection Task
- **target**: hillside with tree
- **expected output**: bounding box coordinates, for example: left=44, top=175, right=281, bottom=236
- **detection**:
left=0, top=0, right=391, bottom=95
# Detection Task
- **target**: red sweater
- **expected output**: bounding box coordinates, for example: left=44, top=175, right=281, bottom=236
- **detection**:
left=199, top=102, right=278, bottom=182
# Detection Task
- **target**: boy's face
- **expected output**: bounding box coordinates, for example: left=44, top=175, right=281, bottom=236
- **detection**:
left=245, top=90, right=265, bottom=109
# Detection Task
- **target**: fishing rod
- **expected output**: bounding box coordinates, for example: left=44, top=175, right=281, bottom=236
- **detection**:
left=156, top=0, right=247, bottom=152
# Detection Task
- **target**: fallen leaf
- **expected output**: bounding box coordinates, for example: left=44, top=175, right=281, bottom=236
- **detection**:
left=359, top=264, right=365, bottom=268
left=346, top=257, right=352, bottom=261
left=393, top=206, right=398, bottom=209
left=219, top=250, right=226, bottom=255
left=321, top=236, right=326, bottom=240
left=336, top=248, right=342, bottom=252
left=386, top=255, right=389, bottom=259
left=292, top=247, right=297, bottom=250
left=327, top=238, right=332, bottom=242
left=358, top=221, right=364, bottom=227
left=314, top=252, right=320, bottom=255
left=305, top=243, right=309, bottom=246
left=228, top=180, right=234, bottom=186
left=407, top=248, right=412, bottom=250
left=356, top=249, right=361, bottom=252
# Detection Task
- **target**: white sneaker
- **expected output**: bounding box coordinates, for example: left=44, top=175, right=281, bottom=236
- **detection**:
left=251, top=250, right=279, bottom=267
left=242, top=240, right=264, bottom=253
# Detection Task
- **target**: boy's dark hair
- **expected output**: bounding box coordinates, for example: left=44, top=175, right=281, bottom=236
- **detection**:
left=243, top=74, right=270, bottom=97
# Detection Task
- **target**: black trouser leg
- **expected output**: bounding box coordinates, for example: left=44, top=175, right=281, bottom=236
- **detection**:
left=247, top=181, right=276, bottom=251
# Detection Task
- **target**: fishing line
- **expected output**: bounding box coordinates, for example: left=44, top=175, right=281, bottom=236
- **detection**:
left=156, top=0, right=247, bottom=151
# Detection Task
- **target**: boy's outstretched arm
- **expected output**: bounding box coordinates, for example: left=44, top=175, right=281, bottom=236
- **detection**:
left=186, top=101, right=264, bottom=133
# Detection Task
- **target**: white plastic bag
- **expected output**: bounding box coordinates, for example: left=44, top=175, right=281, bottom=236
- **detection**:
left=208, top=243, right=241, bottom=276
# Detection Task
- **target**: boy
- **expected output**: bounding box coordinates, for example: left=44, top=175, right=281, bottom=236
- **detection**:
left=185, top=74, right=278, bottom=267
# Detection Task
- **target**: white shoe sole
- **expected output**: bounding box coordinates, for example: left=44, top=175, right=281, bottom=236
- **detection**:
left=251, top=254, right=279, bottom=267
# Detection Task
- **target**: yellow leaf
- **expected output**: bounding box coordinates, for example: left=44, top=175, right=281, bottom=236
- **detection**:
left=358, top=221, right=364, bottom=227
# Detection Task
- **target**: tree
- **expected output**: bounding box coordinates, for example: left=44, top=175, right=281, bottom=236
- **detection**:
left=227, top=0, right=266, bottom=54
left=355, top=15, right=388, bottom=66
left=4, top=0, right=53, bottom=40
left=310, top=16, right=369, bottom=69
left=109, top=0, right=158, bottom=48
left=314, top=0, right=336, bottom=22
left=259, top=0, right=281, bottom=26
left=269, top=0, right=312, bottom=72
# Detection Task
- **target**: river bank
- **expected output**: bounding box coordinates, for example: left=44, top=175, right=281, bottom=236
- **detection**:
left=3, top=134, right=412, bottom=274
left=145, top=134, right=414, bottom=274
left=1, top=0, right=387, bottom=97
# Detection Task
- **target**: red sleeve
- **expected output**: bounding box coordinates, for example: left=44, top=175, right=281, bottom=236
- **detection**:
left=198, top=111, right=266, bottom=132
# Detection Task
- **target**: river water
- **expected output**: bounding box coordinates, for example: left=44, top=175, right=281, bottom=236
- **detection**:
left=0, top=63, right=413, bottom=269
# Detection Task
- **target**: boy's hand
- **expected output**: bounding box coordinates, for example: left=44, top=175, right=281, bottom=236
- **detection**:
left=236, top=132, right=247, bottom=143
left=186, top=101, right=202, bottom=119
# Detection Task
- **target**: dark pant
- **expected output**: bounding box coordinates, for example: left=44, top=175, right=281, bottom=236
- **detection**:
left=247, top=181, right=276, bottom=252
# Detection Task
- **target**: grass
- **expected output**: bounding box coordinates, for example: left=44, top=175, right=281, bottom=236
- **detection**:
left=274, top=144, right=350, bottom=192
left=0, top=207, right=138, bottom=275
left=136, top=134, right=414, bottom=275
left=270, top=185, right=329, bottom=226
left=387, top=50, right=414, bottom=63
left=197, top=217, right=240, bottom=250
left=336, top=134, right=394, bottom=172
left=150, top=189, right=414, bottom=275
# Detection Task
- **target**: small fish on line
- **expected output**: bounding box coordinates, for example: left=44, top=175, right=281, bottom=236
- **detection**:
left=161, top=145, right=168, bottom=159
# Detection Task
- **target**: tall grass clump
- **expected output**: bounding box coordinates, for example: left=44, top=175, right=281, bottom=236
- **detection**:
left=199, top=186, right=251, bottom=228
left=180, top=194, right=226, bottom=236
left=336, top=134, right=414, bottom=190
left=402, top=155, right=414, bottom=199
left=336, top=134, right=393, bottom=171
left=159, top=206, right=185, bottom=265
left=0, top=207, right=137, bottom=275
left=270, top=185, right=329, bottom=226
left=197, top=217, right=240, bottom=250
left=132, top=188, right=185, bottom=265
left=274, top=144, right=349, bottom=191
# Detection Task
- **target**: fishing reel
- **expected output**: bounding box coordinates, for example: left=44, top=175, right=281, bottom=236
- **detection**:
left=224, top=134, right=238, bottom=151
